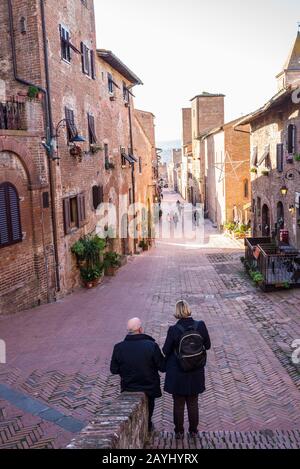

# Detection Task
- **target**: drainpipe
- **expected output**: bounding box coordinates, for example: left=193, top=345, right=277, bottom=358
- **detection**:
left=7, top=0, right=60, bottom=293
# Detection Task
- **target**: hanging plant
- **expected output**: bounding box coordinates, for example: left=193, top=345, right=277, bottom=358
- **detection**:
left=71, top=234, right=106, bottom=288
left=27, top=85, right=39, bottom=99
left=261, top=169, right=270, bottom=176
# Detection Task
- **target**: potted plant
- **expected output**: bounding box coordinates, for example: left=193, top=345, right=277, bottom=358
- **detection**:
left=80, top=264, right=104, bottom=288
left=71, top=234, right=106, bottom=288
left=138, top=239, right=148, bottom=251
left=90, top=144, right=103, bottom=154
left=224, top=221, right=236, bottom=234
left=27, top=85, right=39, bottom=99
left=70, top=145, right=83, bottom=162
left=261, top=169, right=270, bottom=176
left=250, top=167, right=258, bottom=174
left=103, top=251, right=121, bottom=276
left=105, top=161, right=115, bottom=170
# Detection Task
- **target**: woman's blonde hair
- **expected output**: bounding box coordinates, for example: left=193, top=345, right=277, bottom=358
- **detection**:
left=174, top=299, right=191, bottom=319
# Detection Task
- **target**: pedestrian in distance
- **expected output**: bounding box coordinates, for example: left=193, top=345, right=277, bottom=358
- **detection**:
left=162, top=300, right=211, bottom=439
left=110, top=318, right=165, bottom=432
left=173, top=212, right=179, bottom=230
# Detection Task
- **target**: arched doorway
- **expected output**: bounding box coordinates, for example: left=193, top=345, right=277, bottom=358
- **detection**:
left=262, top=204, right=270, bottom=236
left=277, top=201, right=284, bottom=229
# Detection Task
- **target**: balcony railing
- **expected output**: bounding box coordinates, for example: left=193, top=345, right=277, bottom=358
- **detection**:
left=245, top=237, right=300, bottom=288
left=0, top=99, right=26, bottom=131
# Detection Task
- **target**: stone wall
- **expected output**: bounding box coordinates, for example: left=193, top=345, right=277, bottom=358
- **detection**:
left=66, top=393, right=149, bottom=450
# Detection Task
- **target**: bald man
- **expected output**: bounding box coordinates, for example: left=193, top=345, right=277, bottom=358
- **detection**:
left=110, top=318, right=165, bottom=432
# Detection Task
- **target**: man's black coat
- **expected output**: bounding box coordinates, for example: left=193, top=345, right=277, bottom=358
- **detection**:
left=110, top=333, right=165, bottom=398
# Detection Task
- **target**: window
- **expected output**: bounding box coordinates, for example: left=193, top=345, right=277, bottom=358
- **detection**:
left=0, top=182, right=22, bottom=248
left=123, top=82, right=129, bottom=103
left=121, top=147, right=127, bottom=167
left=80, top=43, right=95, bottom=78
left=81, top=0, right=88, bottom=6
left=60, top=25, right=71, bottom=62
left=65, top=107, right=77, bottom=142
left=129, top=188, right=132, bottom=205
left=276, top=143, right=284, bottom=172
left=63, top=193, right=86, bottom=234
left=108, top=73, right=114, bottom=94
left=244, top=179, right=249, bottom=198
left=287, top=124, right=297, bottom=154
left=87, top=113, right=97, bottom=145
left=81, top=43, right=90, bottom=75
left=139, top=157, right=142, bottom=174
left=92, top=185, right=103, bottom=210
left=104, top=143, right=109, bottom=167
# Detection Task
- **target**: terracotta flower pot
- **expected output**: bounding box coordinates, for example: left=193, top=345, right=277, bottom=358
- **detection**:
left=83, top=276, right=102, bottom=289
left=105, top=266, right=118, bottom=277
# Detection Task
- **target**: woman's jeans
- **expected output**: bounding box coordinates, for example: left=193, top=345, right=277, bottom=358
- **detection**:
left=172, top=394, right=199, bottom=433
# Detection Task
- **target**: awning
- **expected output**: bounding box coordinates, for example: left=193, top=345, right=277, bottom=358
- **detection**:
left=251, top=146, right=258, bottom=166
left=257, top=145, right=270, bottom=166
left=122, top=152, right=135, bottom=164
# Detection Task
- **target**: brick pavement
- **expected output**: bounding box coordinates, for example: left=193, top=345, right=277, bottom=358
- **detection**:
left=0, top=191, right=300, bottom=449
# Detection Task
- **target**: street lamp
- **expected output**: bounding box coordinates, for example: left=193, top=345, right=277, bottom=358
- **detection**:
left=280, top=185, right=288, bottom=196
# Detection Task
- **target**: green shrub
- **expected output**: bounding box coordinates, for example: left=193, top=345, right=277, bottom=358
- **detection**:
left=103, top=251, right=121, bottom=269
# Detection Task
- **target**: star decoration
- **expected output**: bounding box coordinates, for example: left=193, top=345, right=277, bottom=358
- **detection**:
left=213, top=151, right=249, bottom=182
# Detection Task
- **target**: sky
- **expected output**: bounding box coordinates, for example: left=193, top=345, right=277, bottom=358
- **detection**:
left=94, top=0, right=300, bottom=142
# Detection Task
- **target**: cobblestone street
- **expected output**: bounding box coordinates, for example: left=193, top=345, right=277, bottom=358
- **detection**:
left=0, top=192, right=300, bottom=449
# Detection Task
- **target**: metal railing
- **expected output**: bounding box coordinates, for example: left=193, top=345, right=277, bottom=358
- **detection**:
left=244, top=237, right=300, bottom=286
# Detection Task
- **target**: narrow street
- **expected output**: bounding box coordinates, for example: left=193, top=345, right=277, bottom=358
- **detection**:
left=0, top=191, right=300, bottom=449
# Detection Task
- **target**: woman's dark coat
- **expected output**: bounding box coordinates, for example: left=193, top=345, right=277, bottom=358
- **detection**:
left=110, top=333, right=165, bottom=398
left=162, top=317, right=211, bottom=396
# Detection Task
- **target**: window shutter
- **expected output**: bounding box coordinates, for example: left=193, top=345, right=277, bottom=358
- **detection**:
left=293, top=125, right=297, bottom=153
left=63, top=198, right=71, bottom=234
left=59, top=24, right=63, bottom=59
left=65, top=107, right=77, bottom=141
left=77, top=193, right=86, bottom=227
left=81, top=42, right=85, bottom=73
left=90, top=50, right=96, bottom=79
left=92, top=185, right=103, bottom=210
left=81, top=43, right=90, bottom=75
left=8, top=185, right=22, bottom=241
left=276, top=143, right=284, bottom=172
left=88, top=114, right=97, bottom=144
left=0, top=185, right=9, bottom=246
left=66, top=30, right=71, bottom=62
left=288, top=124, right=296, bottom=154
left=251, top=146, right=258, bottom=166
left=0, top=183, right=22, bottom=247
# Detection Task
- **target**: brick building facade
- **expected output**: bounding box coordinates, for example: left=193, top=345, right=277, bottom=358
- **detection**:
left=238, top=32, right=300, bottom=249
left=201, top=119, right=251, bottom=228
left=0, top=0, right=157, bottom=314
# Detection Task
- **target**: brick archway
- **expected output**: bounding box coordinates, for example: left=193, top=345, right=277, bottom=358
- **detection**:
left=0, top=136, right=43, bottom=189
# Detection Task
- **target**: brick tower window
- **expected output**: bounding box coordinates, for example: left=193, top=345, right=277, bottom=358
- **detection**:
left=0, top=182, right=22, bottom=248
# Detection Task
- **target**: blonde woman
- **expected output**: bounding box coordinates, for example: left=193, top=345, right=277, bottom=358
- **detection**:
left=162, top=300, right=211, bottom=439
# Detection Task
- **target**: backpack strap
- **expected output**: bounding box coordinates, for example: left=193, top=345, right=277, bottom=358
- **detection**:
left=176, top=321, right=199, bottom=333
left=175, top=324, right=185, bottom=334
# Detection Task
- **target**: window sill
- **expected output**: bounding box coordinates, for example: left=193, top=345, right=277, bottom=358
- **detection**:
left=61, top=58, right=71, bottom=65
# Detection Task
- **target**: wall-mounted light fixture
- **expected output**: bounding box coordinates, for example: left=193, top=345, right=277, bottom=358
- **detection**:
left=280, top=185, right=288, bottom=196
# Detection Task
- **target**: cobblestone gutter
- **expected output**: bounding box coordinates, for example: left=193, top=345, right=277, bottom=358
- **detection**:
left=66, top=393, right=148, bottom=449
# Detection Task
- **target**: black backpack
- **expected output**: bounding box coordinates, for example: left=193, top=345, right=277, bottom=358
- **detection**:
left=175, top=321, right=207, bottom=372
